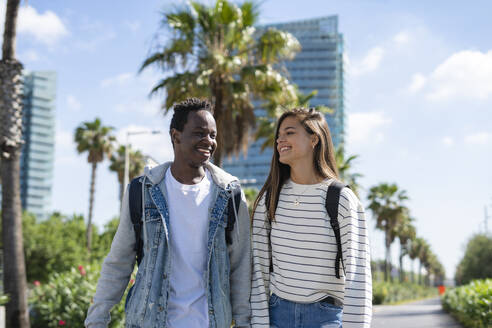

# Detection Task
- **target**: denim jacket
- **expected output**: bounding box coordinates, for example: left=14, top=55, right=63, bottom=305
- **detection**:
left=85, top=162, right=251, bottom=328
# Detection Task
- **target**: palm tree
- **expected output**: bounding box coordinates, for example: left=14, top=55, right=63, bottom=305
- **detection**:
left=0, top=0, right=30, bottom=326
left=417, top=239, right=431, bottom=285
left=408, top=236, right=424, bottom=283
left=367, top=183, right=408, bottom=281
left=140, top=0, right=300, bottom=166
left=109, top=145, right=145, bottom=205
left=396, top=216, right=416, bottom=282
left=74, top=118, right=115, bottom=251
left=335, top=145, right=363, bottom=195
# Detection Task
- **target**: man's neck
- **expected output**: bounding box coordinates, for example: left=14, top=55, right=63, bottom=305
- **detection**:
left=170, top=161, right=206, bottom=185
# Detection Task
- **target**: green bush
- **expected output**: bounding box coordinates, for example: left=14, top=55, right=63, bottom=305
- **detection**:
left=455, top=234, right=492, bottom=285
left=22, top=212, right=93, bottom=283
left=442, top=279, right=492, bottom=328
left=29, top=264, right=133, bottom=328
left=3, top=211, right=120, bottom=283
left=372, top=281, right=438, bottom=304
left=0, top=294, right=9, bottom=306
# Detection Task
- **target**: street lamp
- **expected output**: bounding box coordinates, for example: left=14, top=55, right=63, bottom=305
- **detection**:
left=123, top=130, right=161, bottom=189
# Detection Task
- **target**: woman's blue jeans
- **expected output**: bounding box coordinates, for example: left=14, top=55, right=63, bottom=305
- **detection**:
left=269, top=293, right=343, bottom=328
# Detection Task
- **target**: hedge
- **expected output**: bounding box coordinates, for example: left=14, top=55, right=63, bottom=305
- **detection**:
left=442, top=279, right=492, bottom=328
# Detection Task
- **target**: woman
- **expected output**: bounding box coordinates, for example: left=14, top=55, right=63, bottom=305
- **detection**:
left=250, top=108, right=372, bottom=328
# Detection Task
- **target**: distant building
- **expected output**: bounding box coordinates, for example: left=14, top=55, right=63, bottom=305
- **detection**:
left=19, top=71, right=57, bottom=220
left=224, top=16, right=345, bottom=189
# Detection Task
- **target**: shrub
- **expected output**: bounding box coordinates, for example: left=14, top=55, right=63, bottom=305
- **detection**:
left=442, top=279, right=492, bottom=328
left=0, top=294, right=9, bottom=306
left=1, top=211, right=120, bottom=283
left=22, top=212, right=93, bottom=283
left=455, top=234, right=492, bottom=285
left=372, top=281, right=438, bottom=304
left=29, top=264, right=133, bottom=328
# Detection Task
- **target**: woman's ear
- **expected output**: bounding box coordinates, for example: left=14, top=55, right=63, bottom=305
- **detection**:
left=311, top=135, right=319, bottom=148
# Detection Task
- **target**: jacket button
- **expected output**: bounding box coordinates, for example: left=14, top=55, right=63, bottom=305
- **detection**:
left=159, top=306, right=163, bottom=312
left=209, top=309, right=214, bottom=315
left=163, top=274, right=167, bottom=279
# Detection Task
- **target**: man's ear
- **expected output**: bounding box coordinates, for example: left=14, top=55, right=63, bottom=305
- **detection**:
left=170, top=128, right=181, bottom=146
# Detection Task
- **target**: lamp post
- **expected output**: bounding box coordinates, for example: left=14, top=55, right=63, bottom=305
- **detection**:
left=123, top=130, right=161, bottom=189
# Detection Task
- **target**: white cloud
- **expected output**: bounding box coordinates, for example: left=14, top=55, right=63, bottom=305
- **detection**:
left=347, top=111, right=392, bottom=146
left=74, top=30, right=116, bottom=52
left=54, top=124, right=79, bottom=166
left=393, top=31, right=410, bottom=45
left=114, top=99, right=161, bottom=117
left=116, top=123, right=174, bottom=164
left=66, top=95, right=82, bottom=111
left=0, top=0, right=5, bottom=36
left=408, top=73, right=427, bottom=93
left=423, top=50, right=492, bottom=101
left=351, top=47, right=385, bottom=77
left=464, top=132, right=492, bottom=145
left=125, top=20, right=141, bottom=33
left=17, top=5, right=69, bottom=45
left=100, top=73, right=134, bottom=88
left=441, top=136, right=454, bottom=147
left=18, top=49, right=39, bottom=62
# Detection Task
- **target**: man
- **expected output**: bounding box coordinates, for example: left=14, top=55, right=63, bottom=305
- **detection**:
left=85, top=98, right=251, bottom=327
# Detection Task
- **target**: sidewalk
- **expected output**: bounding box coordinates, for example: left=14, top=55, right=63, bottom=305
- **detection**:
left=371, top=297, right=462, bottom=327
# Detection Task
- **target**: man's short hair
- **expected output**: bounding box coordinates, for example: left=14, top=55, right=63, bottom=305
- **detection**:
left=169, top=98, right=214, bottom=133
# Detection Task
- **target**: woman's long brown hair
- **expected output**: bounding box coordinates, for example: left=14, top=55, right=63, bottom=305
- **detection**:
left=252, top=108, right=339, bottom=222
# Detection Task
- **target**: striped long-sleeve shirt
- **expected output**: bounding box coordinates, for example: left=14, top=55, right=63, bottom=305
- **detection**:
left=251, top=179, right=372, bottom=327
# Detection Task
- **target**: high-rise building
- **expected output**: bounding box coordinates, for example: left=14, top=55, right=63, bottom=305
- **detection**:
left=224, top=16, right=344, bottom=189
left=19, top=71, right=57, bottom=220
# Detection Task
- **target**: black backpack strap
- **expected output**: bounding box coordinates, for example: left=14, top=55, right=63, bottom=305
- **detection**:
left=129, top=177, right=144, bottom=266
left=225, top=183, right=242, bottom=245
left=325, top=181, right=348, bottom=279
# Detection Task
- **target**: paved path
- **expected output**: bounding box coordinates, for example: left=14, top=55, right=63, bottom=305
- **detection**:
left=371, top=297, right=462, bottom=327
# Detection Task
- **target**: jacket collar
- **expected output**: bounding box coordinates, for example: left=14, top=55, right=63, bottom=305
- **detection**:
left=144, top=161, right=238, bottom=189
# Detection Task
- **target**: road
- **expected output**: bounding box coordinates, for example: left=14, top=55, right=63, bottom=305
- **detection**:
left=371, top=297, right=462, bottom=327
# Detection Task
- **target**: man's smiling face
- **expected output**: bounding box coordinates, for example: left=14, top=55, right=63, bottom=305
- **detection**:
left=171, top=109, right=217, bottom=168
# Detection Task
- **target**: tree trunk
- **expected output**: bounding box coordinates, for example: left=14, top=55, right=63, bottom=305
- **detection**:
left=411, top=259, right=415, bottom=283
left=399, top=251, right=404, bottom=283
left=211, top=75, right=224, bottom=167
left=1, top=151, right=30, bottom=328
left=2, top=0, right=20, bottom=60
left=418, top=261, right=422, bottom=285
left=87, top=161, right=97, bottom=251
left=119, top=182, right=124, bottom=210
left=384, top=230, right=391, bottom=282
left=0, top=1, right=29, bottom=325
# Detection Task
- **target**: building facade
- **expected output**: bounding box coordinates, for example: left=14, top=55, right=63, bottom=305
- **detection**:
left=19, top=71, right=57, bottom=220
left=224, top=16, right=344, bottom=189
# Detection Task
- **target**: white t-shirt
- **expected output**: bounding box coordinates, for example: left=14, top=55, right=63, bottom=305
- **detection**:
left=165, top=168, right=213, bottom=328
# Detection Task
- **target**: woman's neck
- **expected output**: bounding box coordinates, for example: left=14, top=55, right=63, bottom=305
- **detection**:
left=289, top=165, right=323, bottom=185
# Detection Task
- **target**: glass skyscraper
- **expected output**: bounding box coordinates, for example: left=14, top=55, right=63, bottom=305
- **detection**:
left=19, top=71, right=57, bottom=220
left=224, top=16, right=344, bottom=189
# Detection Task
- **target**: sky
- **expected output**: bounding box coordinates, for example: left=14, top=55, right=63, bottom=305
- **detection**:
left=1, top=0, right=491, bottom=279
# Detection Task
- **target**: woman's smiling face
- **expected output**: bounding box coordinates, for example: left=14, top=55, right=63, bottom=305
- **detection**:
left=276, top=116, right=316, bottom=166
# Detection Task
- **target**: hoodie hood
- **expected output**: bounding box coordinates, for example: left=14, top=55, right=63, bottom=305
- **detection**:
left=144, top=161, right=239, bottom=189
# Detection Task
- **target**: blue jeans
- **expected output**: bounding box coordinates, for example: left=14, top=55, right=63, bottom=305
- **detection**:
left=269, top=293, right=343, bottom=328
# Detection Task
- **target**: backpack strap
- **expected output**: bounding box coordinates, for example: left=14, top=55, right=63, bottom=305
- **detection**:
left=129, top=177, right=144, bottom=266
left=325, top=181, right=348, bottom=279
left=225, top=183, right=242, bottom=245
